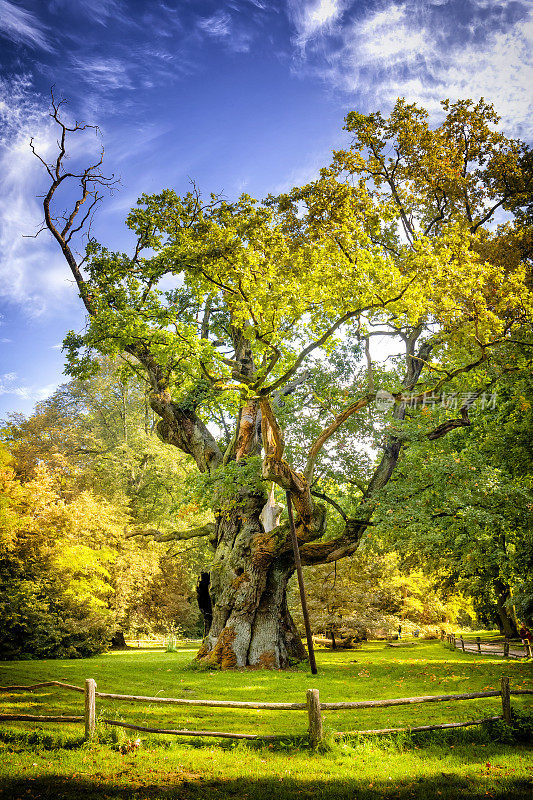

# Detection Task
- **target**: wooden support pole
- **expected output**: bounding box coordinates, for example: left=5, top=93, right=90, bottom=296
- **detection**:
left=307, top=689, right=323, bottom=748
left=476, top=637, right=481, bottom=653
left=84, top=678, right=97, bottom=741
left=286, top=491, right=317, bottom=675
left=460, top=636, right=465, bottom=652
left=500, top=676, right=511, bottom=724
left=503, top=640, right=510, bottom=658
left=452, top=635, right=456, bottom=649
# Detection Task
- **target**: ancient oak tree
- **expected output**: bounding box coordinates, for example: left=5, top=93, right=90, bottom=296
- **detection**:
left=34, top=97, right=532, bottom=667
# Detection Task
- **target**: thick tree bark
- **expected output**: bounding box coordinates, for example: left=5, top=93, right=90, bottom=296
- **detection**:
left=195, top=488, right=307, bottom=668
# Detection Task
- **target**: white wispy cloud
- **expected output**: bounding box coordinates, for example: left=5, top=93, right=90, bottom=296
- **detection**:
left=0, top=372, right=55, bottom=402
left=290, top=0, right=533, bottom=138
left=198, top=11, right=233, bottom=39
left=71, top=56, right=134, bottom=91
left=0, top=0, right=52, bottom=51
left=288, top=0, right=349, bottom=47
left=197, top=9, right=254, bottom=53
left=48, top=0, right=132, bottom=28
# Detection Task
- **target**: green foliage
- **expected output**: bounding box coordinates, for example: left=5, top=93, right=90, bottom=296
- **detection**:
left=483, top=710, right=533, bottom=744
left=374, top=369, right=533, bottom=630
left=0, top=454, right=121, bottom=659
left=0, top=362, right=211, bottom=656
left=188, top=456, right=264, bottom=513
left=291, top=552, right=473, bottom=639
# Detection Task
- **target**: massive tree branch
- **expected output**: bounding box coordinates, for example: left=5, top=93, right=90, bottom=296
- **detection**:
left=235, top=398, right=261, bottom=460
left=363, top=333, right=432, bottom=501
left=299, top=518, right=368, bottom=565
left=125, top=523, right=216, bottom=542
left=259, top=396, right=285, bottom=460
left=426, top=405, right=471, bottom=439
left=259, top=396, right=316, bottom=525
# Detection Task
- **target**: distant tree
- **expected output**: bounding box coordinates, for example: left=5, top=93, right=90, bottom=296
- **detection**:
left=33, top=95, right=532, bottom=667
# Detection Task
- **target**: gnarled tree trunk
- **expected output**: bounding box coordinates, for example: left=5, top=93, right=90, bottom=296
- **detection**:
left=196, top=487, right=307, bottom=668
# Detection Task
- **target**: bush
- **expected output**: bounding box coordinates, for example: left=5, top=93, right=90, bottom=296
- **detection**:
left=0, top=579, right=113, bottom=660
left=482, top=709, right=533, bottom=743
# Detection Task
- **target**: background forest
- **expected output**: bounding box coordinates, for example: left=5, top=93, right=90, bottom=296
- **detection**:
left=2, top=354, right=531, bottom=660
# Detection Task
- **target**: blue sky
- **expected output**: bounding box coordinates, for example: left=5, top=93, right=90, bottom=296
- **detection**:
left=0, top=0, right=532, bottom=419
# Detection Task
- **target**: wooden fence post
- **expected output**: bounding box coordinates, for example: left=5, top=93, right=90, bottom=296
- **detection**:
left=503, top=640, right=510, bottom=658
left=307, top=689, right=323, bottom=748
left=476, top=636, right=481, bottom=653
left=460, top=636, right=465, bottom=652
left=526, top=643, right=532, bottom=658
left=500, top=677, right=511, bottom=724
left=84, top=678, right=97, bottom=741
left=452, top=635, right=456, bottom=650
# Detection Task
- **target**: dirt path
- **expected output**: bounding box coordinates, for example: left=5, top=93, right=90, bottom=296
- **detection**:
left=454, top=640, right=530, bottom=660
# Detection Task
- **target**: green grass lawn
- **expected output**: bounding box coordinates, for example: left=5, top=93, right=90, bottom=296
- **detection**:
left=1, top=638, right=532, bottom=799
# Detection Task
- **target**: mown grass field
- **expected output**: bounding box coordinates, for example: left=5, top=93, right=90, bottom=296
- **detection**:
left=1, top=638, right=532, bottom=799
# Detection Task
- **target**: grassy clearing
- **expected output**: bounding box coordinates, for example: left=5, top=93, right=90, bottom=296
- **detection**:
left=1, top=638, right=532, bottom=799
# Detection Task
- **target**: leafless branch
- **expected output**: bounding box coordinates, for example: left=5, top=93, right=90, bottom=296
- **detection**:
left=30, top=90, right=119, bottom=315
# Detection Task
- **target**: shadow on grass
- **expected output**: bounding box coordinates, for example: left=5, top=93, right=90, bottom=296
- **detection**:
left=1, top=773, right=532, bottom=800
left=0, top=721, right=526, bottom=753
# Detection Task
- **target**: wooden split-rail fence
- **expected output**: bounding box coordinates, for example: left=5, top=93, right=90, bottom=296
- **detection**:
left=442, top=632, right=533, bottom=660
left=1, top=677, right=531, bottom=747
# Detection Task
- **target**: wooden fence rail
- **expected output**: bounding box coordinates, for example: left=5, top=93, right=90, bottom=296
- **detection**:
left=1, top=677, right=531, bottom=747
left=442, top=632, right=533, bottom=659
